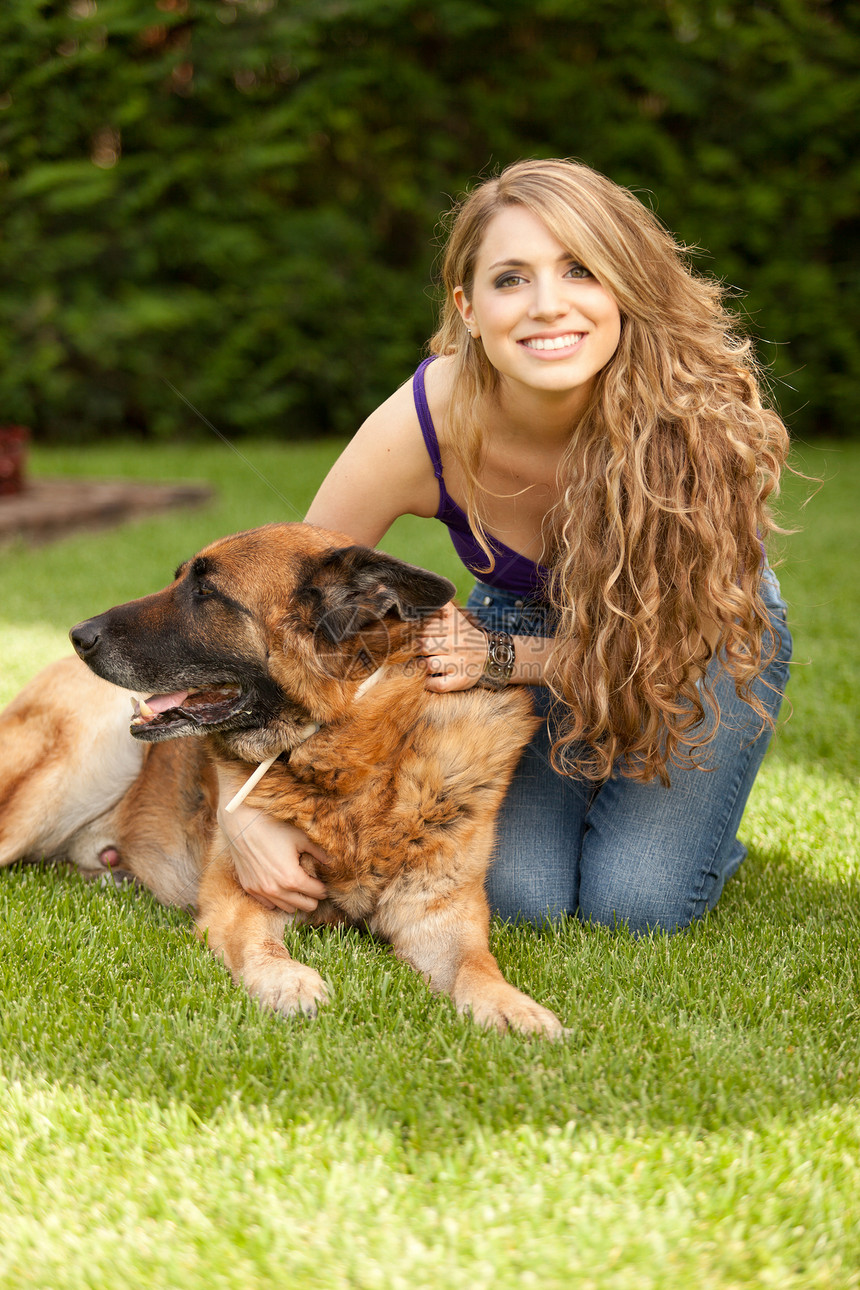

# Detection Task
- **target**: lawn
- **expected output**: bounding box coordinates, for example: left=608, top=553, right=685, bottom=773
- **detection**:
left=1, top=435, right=858, bottom=1289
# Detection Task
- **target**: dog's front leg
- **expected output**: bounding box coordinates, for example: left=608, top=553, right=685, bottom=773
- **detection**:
left=195, top=837, right=329, bottom=1018
left=376, top=876, right=564, bottom=1038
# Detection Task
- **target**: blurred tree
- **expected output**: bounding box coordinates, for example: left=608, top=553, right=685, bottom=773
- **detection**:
left=0, top=0, right=856, bottom=440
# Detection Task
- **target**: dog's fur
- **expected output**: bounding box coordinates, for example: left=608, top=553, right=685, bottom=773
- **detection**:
left=0, top=523, right=562, bottom=1036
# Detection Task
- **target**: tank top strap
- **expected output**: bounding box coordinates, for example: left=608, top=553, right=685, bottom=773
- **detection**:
left=412, top=355, right=443, bottom=481
left=410, top=356, right=549, bottom=600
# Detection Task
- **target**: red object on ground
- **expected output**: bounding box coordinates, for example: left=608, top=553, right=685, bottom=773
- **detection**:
left=0, top=426, right=29, bottom=496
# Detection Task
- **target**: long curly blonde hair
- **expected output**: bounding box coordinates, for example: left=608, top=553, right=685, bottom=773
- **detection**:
left=429, top=159, right=789, bottom=785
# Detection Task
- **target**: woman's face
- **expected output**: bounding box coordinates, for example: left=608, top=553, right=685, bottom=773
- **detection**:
left=454, top=204, right=622, bottom=407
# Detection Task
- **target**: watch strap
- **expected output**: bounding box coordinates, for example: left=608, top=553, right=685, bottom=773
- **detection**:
left=479, top=629, right=515, bottom=689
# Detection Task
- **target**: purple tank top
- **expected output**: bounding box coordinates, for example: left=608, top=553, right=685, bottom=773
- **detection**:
left=413, top=357, right=549, bottom=600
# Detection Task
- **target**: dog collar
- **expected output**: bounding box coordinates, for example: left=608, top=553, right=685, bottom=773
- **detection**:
left=222, top=668, right=384, bottom=815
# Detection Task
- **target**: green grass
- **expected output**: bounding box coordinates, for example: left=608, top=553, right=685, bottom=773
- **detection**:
left=1, top=436, right=858, bottom=1289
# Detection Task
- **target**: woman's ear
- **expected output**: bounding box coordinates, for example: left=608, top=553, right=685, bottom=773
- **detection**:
left=453, top=285, right=479, bottom=339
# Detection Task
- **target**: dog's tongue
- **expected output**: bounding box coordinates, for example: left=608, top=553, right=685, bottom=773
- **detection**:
left=144, top=690, right=190, bottom=714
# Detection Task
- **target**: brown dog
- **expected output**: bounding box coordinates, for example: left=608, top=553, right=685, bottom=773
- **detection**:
left=0, top=523, right=563, bottom=1036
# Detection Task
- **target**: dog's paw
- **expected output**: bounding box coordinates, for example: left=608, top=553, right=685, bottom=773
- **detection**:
left=242, top=953, right=330, bottom=1019
left=461, top=984, right=565, bottom=1039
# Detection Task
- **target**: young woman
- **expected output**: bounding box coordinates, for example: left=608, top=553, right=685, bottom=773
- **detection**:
left=221, top=158, right=792, bottom=934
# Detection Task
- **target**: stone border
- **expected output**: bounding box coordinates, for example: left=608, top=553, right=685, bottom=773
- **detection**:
left=0, top=478, right=214, bottom=546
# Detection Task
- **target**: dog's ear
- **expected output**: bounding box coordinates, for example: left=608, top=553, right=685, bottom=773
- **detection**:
left=297, top=545, right=455, bottom=645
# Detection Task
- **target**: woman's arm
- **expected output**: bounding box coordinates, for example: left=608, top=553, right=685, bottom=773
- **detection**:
left=305, top=375, right=444, bottom=541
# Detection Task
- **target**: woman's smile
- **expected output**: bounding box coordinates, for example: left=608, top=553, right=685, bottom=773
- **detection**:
left=518, top=331, right=586, bottom=356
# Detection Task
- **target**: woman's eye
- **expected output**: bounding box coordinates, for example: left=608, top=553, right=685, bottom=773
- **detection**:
left=565, top=262, right=592, bottom=279
left=494, top=273, right=526, bottom=289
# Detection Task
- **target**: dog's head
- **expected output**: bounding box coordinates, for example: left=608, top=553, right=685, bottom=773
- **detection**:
left=69, top=523, right=454, bottom=760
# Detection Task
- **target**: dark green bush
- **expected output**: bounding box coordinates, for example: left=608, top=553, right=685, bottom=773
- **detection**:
left=0, top=0, right=856, bottom=441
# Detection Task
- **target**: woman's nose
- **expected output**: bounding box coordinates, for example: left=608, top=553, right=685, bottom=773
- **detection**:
left=528, top=278, right=568, bottom=321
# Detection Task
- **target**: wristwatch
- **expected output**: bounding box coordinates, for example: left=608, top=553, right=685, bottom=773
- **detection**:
left=479, top=629, right=516, bottom=689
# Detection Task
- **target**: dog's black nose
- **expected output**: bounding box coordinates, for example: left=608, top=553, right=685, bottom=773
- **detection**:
left=70, top=619, right=101, bottom=659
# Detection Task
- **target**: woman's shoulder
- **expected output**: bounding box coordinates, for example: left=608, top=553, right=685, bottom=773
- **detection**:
left=356, top=354, right=458, bottom=450
left=306, top=359, right=460, bottom=532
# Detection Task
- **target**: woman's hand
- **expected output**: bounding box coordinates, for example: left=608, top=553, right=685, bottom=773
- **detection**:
left=216, top=769, right=329, bottom=915
left=417, top=603, right=489, bottom=692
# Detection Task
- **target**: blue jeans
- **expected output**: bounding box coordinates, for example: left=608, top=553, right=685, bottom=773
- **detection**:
left=466, top=568, right=792, bottom=934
